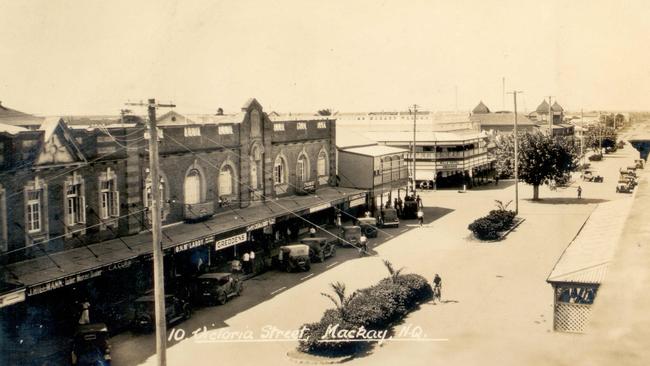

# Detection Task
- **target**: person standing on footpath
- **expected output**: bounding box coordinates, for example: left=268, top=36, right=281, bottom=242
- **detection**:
left=577, top=185, right=582, bottom=199
left=242, top=252, right=250, bottom=274
left=249, top=250, right=256, bottom=274
left=417, top=209, right=424, bottom=227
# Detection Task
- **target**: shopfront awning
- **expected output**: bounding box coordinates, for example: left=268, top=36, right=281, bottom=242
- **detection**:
left=1, top=187, right=367, bottom=300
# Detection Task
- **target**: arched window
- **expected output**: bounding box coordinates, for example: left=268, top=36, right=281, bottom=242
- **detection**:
left=317, top=149, right=328, bottom=177
left=219, top=165, right=234, bottom=196
left=274, top=155, right=287, bottom=185
left=184, top=169, right=202, bottom=204
left=297, top=153, right=309, bottom=183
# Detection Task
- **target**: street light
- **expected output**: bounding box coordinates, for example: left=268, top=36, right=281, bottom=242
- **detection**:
left=509, top=91, right=523, bottom=215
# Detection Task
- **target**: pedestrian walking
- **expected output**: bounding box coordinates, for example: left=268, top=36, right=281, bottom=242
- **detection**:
left=359, top=234, right=368, bottom=256
left=309, top=227, right=317, bottom=237
left=577, top=185, right=582, bottom=199
left=249, top=250, right=256, bottom=273
left=432, top=274, right=442, bottom=303
left=242, top=252, right=250, bottom=274
left=417, top=209, right=424, bottom=227
left=78, top=302, right=90, bottom=325
left=416, top=194, right=422, bottom=208
left=495, top=176, right=499, bottom=186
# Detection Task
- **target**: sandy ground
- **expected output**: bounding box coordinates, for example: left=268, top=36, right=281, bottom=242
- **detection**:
left=112, top=142, right=641, bottom=366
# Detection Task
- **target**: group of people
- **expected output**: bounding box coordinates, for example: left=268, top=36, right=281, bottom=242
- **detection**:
left=231, top=250, right=257, bottom=274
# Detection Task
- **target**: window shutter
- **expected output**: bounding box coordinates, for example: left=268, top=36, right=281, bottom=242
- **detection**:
left=111, top=191, right=120, bottom=217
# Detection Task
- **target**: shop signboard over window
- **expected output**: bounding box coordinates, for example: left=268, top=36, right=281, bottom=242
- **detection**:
left=174, top=235, right=216, bottom=253
left=215, top=232, right=247, bottom=251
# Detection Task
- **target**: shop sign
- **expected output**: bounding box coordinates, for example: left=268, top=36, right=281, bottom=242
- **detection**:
left=350, top=197, right=366, bottom=207
left=302, top=181, right=316, bottom=193
left=215, top=233, right=247, bottom=251
left=174, top=235, right=216, bottom=253
left=309, top=202, right=331, bottom=213
left=107, top=259, right=133, bottom=271
left=0, top=289, right=26, bottom=308
left=27, top=269, right=103, bottom=296
left=246, top=218, right=276, bottom=232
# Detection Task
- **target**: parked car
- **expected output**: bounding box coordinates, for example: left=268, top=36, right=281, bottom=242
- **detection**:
left=380, top=207, right=400, bottom=228
left=277, top=244, right=311, bottom=272
left=133, top=294, right=191, bottom=332
left=616, top=183, right=634, bottom=193
left=581, top=170, right=594, bottom=181
left=301, top=237, right=336, bottom=262
left=592, top=175, right=604, bottom=183
left=339, top=225, right=362, bottom=246
left=357, top=217, right=378, bottom=238
left=400, top=199, right=419, bottom=219
left=191, top=272, right=242, bottom=305
left=71, top=323, right=111, bottom=366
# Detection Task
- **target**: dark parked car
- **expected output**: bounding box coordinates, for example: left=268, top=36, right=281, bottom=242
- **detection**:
left=191, top=272, right=242, bottom=305
left=277, top=244, right=311, bottom=272
left=357, top=217, right=378, bottom=238
left=71, top=323, right=111, bottom=366
left=301, top=237, right=336, bottom=262
left=133, top=294, right=191, bottom=332
left=380, top=207, right=399, bottom=228
left=339, top=225, right=362, bottom=247
left=400, top=199, right=419, bottom=219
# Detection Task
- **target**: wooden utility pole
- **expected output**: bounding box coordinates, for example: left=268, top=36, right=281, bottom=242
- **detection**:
left=126, top=98, right=175, bottom=366
left=509, top=91, right=523, bottom=215
left=547, top=95, right=554, bottom=133
left=410, top=104, right=419, bottom=197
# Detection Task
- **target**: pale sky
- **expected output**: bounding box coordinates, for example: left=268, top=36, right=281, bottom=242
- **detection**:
left=1, top=0, right=649, bottom=116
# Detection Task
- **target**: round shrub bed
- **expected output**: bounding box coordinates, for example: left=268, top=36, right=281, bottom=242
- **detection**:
left=468, top=201, right=517, bottom=241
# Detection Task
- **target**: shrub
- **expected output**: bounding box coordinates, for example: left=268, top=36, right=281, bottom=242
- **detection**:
left=589, top=154, right=603, bottom=161
left=469, top=208, right=517, bottom=241
left=300, top=273, right=432, bottom=356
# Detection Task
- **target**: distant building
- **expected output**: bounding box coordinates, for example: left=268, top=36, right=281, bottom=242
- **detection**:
left=529, top=99, right=565, bottom=125
left=469, top=101, right=538, bottom=133
left=334, top=110, right=479, bottom=133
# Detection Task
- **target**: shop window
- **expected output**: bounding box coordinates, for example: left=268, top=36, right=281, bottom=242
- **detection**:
left=184, top=169, right=202, bottom=204
left=219, top=165, right=234, bottom=196
left=317, top=150, right=328, bottom=177
left=297, top=154, right=309, bottom=182
left=184, top=126, right=201, bottom=137
left=218, top=125, right=233, bottom=135
left=99, top=169, right=119, bottom=219
left=274, top=156, right=287, bottom=185
left=65, top=173, right=85, bottom=226
left=25, top=179, right=45, bottom=234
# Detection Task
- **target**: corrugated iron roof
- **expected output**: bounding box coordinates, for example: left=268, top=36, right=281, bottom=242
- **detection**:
left=341, top=145, right=408, bottom=157
left=470, top=112, right=536, bottom=126
left=364, top=130, right=487, bottom=143
left=0, top=122, right=28, bottom=135
left=547, top=198, right=633, bottom=284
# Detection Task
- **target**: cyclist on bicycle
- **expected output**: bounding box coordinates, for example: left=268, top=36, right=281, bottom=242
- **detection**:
left=359, top=234, right=368, bottom=256
left=433, top=274, right=442, bottom=302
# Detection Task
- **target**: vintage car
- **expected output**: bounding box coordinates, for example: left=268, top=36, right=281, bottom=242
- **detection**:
left=339, top=225, right=362, bottom=247
left=133, top=294, right=192, bottom=332
left=301, top=237, right=336, bottom=262
left=400, top=199, right=419, bottom=219
left=71, top=323, right=111, bottom=366
left=277, top=244, right=311, bottom=272
left=357, top=217, right=378, bottom=238
left=616, top=183, right=634, bottom=193
left=191, top=272, right=242, bottom=305
left=581, top=170, right=594, bottom=181
left=380, top=207, right=400, bottom=228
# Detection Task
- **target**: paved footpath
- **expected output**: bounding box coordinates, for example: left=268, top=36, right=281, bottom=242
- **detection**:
left=112, top=143, right=640, bottom=366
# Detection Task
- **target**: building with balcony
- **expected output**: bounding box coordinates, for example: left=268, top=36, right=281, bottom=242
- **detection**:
left=364, top=130, right=496, bottom=189
left=338, top=144, right=408, bottom=212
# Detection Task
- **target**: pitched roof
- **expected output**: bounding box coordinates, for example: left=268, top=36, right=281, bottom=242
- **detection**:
left=0, top=102, right=44, bottom=126
left=551, top=101, right=564, bottom=112
left=157, top=110, right=246, bottom=126
left=470, top=112, right=537, bottom=126
left=340, top=145, right=408, bottom=157
left=536, top=99, right=550, bottom=114
left=547, top=198, right=633, bottom=285
left=472, top=101, right=491, bottom=114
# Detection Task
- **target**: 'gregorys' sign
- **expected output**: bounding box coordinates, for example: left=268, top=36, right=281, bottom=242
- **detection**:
left=174, top=235, right=216, bottom=253
left=27, top=269, right=103, bottom=296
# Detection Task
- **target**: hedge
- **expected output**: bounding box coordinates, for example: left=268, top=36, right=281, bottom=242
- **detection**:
left=298, top=274, right=433, bottom=356
left=468, top=209, right=517, bottom=241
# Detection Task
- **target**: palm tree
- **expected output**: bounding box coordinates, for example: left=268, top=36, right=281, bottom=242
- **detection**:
left=321, top=282, right=357, bottom=319
left=382, top=260, right=404, bottom=283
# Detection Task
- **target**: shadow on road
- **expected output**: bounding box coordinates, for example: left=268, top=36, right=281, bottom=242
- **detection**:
left=523, top=198, right=609, bottom=205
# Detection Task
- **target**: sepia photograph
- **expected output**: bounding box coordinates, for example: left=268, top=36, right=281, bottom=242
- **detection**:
left=1, top=1, right=650, bottom=365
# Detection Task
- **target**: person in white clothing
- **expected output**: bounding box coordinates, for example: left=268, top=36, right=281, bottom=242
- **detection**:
left=242, top=252, right=250, bottom=274
left=249, top=251, right=256, bottom=273
left=78, top=302, right=90, bottom=325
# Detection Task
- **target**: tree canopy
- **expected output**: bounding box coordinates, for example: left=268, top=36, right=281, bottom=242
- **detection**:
left=518, top=132, right=579, bottom=199
left=584, top=125, right=617, bottom=150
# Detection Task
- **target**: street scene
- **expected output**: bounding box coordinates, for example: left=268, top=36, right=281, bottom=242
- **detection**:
left=2, top=2, right=650, bottom=366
